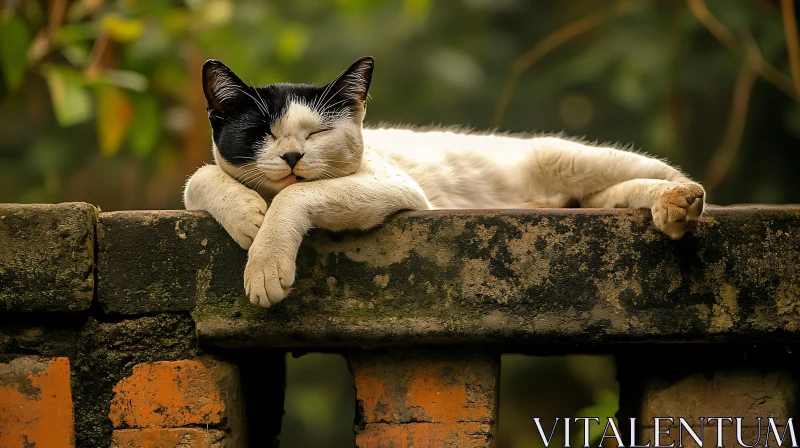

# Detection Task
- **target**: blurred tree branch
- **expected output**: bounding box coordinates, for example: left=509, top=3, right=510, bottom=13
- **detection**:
left=27, top=0, right=67, bottom=65
left=492, top=0, right=632, bottom=128
left=687, top=0, right=798, bottom=101
left=704, top=51, right=758, bottom=192
left=688, top=0, right=798, bottom=192
left=780, top=0, right=800, bottom=97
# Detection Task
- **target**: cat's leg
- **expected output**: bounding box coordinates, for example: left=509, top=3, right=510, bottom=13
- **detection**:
left=244, top=167, right=431, bottom=307
left=529, top=138, right=705, bottom=239
left=183, top=164, right=267, bottom=250
left=581, top=179, right=704, bottom=239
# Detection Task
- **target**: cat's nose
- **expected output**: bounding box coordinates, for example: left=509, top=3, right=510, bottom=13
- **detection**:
left=280, top=152, right=304, bottom=169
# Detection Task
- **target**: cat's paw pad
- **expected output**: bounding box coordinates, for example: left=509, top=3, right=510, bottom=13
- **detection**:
left=220, top=190, right=267, bottom=250
left=651, top=182, right=705, bottom=240
left=243, top=248, right=295, bottom=307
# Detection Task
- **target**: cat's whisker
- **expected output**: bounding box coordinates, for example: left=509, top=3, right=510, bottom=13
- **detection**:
left=254, top=173, right=271, bottom=191
left=234, top=165, right=260, bottom=174
left=232, top=166, right=259, bottom=177
left=236, top=172, right=261, bottom=184
left=235, top=86, right=268, bottom=119
left=317, top=158, right=353, bottom=165
left=316, top=84, right=349, bottom=116
left=237, top=165, right=258, bottom=176
left=313, top=168, right=346, bottom=180
left=320, top=164, right=350, bottom=174
left=250, top=81, right=271, bottom=117
left=237, top=167, right=268, bottom=183
left=245, top=172, right=263, bottom=189
left=237, top=171, right=262, bottom=183
left=313, top=64, right=350, bottom=112
left=239, top=174, right=264, bottom=187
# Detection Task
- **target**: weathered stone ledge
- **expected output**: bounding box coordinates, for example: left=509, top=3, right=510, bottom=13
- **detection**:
left=0, top=203, right=96, bottom=312
left=2, top=203, right=799, bottom=347
left=98, top=206, right=800, bottom=347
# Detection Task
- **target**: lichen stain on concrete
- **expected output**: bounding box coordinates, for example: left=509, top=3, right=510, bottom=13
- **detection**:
left=775, top=281, right=800, bottom=331
left=0, top=357, right=75, bottom=448
left=505, top=224, right=557, bottom=288
left=326, top=276, right=338, bottom=294
left=458, top=258, right=511, bottom=304
left=695, top=303, right=711, bottom=324
left=373, top=274, right=390, bottom=289
left=529, top=309, right=583, bottom=335
left=311, top=226, right=413, bottom=267
left=195, top=264, right=213, bottom=303
left=710, top=283, right=740, bottom=333
left=174, top=220, right=187, bottom=239
left=479, top=310, right=510, bottom=332
left=467, top=222, right=496, bottom=254
left=310, top=218, right=454, bottom=269
left=595, top=270, right=642, bottom=314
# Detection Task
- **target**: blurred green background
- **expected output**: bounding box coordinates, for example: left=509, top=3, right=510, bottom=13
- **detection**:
left=2, top=0, right=799, bottom=447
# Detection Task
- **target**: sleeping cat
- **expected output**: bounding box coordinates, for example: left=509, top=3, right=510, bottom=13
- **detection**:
left=184, top=56, right=705, bottom=308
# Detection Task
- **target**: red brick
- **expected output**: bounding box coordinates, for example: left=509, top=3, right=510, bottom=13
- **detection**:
left=110, top=428, right=226, bottom=448
left=109, top=359, right=227, bottom=429
left=0, top=356, right=75, bottom=448
left=350, top=349, right=498, bottom=448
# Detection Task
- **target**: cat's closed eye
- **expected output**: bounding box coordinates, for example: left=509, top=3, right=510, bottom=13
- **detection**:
left=308, top=129, right=331, bottom=138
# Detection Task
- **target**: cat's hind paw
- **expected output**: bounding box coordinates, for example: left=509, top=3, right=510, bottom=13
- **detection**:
left=651, top=182, right=705, bottom=240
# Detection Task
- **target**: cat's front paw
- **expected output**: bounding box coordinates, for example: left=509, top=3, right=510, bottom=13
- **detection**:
left=651, top=182, right=705, bottom=240
left=243, top=244, right=296, bottom=307
left=218, top=190, right=267, bottom=250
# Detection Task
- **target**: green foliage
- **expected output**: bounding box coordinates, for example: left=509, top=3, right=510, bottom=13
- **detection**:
left=44, top=65, right=93, bottom=126
left=572, top=389, right=620, bottom=447
left=1, top=0, right=799, bottom=209
left=0, top=17, right=30, bottom=90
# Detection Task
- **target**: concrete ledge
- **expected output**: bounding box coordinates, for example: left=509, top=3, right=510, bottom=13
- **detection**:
left=0, top=203, right=96, bottom=313
left=95, top=207, right=800, bottom=347
left=97, top=210, right=243, bottom=314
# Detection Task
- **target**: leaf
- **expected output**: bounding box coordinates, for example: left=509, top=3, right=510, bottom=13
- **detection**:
left=96, top=85, right=134, bottom=156
left=276, top=25, right=309, bottom=63
left=0, top=17, right=32, bottom=91
left=45, top=66, right=93, bottom=127
left=54, top=22, right=97, bottom=46
left=572, top=389, right=619, bottom=448
left=102, top=14, right=144, bottom=42
left=128, top=95, right=161, bottom=158
left=404, top=0, right=430, bottom=19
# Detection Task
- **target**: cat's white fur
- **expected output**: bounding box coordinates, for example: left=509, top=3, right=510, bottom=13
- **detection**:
left=185, top=102, right=705, bottom=307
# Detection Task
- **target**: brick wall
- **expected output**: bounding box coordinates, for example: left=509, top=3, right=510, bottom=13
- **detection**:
left=1, top=203, right=798, bottom=447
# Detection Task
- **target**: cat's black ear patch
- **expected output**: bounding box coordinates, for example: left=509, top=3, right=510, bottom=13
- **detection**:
left=328, top=56, right=374, bottom=104
left=202, top=59, right=247, bottom=113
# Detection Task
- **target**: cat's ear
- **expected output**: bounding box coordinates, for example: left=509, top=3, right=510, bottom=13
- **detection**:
left=202, top=59, right=247, bottom=113
left=328, top=56, right=374, bottom=104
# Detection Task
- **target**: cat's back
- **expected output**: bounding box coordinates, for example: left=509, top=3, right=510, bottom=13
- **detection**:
left=361, top=126, right=555, bottom=208
left=363, top=126, right=531, bottom=162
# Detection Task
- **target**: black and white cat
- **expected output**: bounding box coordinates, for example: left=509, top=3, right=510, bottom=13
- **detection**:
left=184, top=57, right=705, bottom=308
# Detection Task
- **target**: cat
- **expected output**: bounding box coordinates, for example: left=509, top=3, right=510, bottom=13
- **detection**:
left=184, top=56, right=705, bottom=308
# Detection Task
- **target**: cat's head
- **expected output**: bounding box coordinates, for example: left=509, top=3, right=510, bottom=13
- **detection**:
left=202, top=57, right=373, bottom=193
